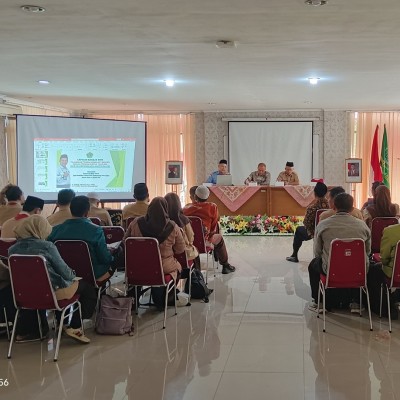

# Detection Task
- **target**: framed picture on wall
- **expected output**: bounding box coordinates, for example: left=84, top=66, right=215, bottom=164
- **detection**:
left=345, top=158, right=362, bottom=183
left=165, top=161, right=183, bottom=184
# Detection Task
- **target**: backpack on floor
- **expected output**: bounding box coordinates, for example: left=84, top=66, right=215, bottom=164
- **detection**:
left=185, top=269, right=211, bottom=301
left=96, top=295, right=134, bottom=335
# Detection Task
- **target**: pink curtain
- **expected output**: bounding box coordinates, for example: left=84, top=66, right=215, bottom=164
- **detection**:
left=89, top=113, right=196, bottom=204
left=350, top=112, right=400, bottom=207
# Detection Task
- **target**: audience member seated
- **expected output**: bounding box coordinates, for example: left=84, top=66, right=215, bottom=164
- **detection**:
left=87, top=192, right=112, bottom=226
left=1, top=195, right=44, bottom=238
left=244, top=162, right=271, bottom=185
left=165, top=192, right=199, bottom=263
left=286, top=182, right=329, bottom=263
left=122, top=183, right=149, bottom=225
left=363, top=185, right=399, bottom=228
left=380, top=222, right=400, bottom=280
left=48, top=196, right=116, bottom=281
left=9, top=215, right=97, bottom=343
left=0, top=184, right=24, bottom=226
left=319, top=186, right=363, bottom=222
left=184, top=186, right=198, bottom=208
left=183, top=185, right=236, bottom=274
left=47, top=189, right=75, bottom=226
left=124, top=197, right=185, bottom=280
left=361, top=181, right=384, bottom=211
left=308, top=193, right=371, bottom=313
left=206, top=159, right=229, bottom=185
left=276, top=161, right=299, bottom=186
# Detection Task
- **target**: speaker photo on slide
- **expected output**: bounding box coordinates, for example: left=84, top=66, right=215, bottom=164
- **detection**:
left=166, top=161, right=183, bottom=184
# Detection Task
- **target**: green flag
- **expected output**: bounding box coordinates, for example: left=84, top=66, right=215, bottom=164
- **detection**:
left=380, top=124, right=389, bottom=187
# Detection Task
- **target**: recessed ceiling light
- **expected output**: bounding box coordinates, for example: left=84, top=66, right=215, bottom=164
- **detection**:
left=164, top=79, right=175, bottom=87
left=308, top=77, right=320, bottom=85
left=208, top=102, right=216, bottom=106
left=37, top=80, right=50, bottom=85
left=21, top=5, right=46, bottom=13
left=215, top=40, right=237, bottom=48
left=304, top=0, right=327, bottom=6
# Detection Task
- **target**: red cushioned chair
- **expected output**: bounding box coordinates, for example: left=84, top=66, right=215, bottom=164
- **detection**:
left=0, top=238, right=17, bottom=264
left=55, top=240, right=108, bottom=310
left=187, top=216, right=215, bottom=283
left=102, top=226, right=125, bottom=245
left=89, top=217, right=102, bottom=226
left=371, top=217, right=398, bottom=261
left=380, top=240, right=400, bottom=333
left=125, top=237, right=176, bottom=329
left=317, top=238, right=373, bottom=332
left=7, top=255, right=82, bottom=361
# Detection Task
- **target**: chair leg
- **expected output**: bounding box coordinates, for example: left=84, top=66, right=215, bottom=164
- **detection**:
left=174, top=284, right=177, bottom=316
left=322, top=286, right=326, bottom=333
left=135, top=287, right=138, bottom=315
left=380, top=284, right=383, bottom=318
left=37, top=310, right=44, bottom=339
left=7, top=309, right=20, bottom=359
left=163, top=284, right=169, bottom=329
left=386, top=286, right=392, bottom=333
left=364, top=287, right=373, bottom=331
left=359, top=287, right=362, bottom=317
left=317, top=281, right=321, bottom=319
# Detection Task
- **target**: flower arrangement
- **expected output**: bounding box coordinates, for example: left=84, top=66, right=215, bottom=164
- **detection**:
left=219, top=214, right=304, bottom=235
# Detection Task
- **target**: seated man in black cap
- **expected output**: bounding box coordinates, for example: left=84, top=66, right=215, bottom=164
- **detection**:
left=276, top=162, right=300, bottom=185
left=206, top=159, right=230, bottom=185
left=122, top=183, right=150, bottom=227
left=1, top=195, right=44, bottom=238
left=286, top=182, right=329, bottom=263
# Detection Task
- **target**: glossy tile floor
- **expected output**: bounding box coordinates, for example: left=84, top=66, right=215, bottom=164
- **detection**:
left=1, top=236, right=400, bottom=399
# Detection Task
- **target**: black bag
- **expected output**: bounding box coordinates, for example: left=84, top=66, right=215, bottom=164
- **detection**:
left=185, top=269, right=211, bottom=301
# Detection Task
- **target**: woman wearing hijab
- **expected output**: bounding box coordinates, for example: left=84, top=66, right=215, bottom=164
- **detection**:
left=8, top=215, right=96, bottom=343
left=124, top=197, right=186, bottom=280
left=363, top=185, right=399, bottom=228
left=165, top=192, right=199, bottom=262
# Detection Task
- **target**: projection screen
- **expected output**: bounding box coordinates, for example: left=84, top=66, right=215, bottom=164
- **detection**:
left=16, top=115, right=146, bottom=202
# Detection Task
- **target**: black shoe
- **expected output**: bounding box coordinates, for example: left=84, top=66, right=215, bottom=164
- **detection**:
left=286, top=256, right=299, bottom=263
left=222, top=264, right=236, bottom=274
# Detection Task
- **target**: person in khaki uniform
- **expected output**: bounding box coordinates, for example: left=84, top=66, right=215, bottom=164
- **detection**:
left=87, top=192, right=112, bottom=226
left=122, top=183, right=149, bottom=227
left=47, top=189, right=75, bottom=227
left=0, top=184, right=24, bottom=227
left=276, top=161, right=299, bottom=185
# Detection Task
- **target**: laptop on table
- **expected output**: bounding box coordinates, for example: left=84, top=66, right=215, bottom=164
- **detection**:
left=216, top=174, right=232, bottom=186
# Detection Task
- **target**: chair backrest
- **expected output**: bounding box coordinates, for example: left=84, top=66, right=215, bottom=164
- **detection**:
left=371, top=217, right=399, bottom=254
left=55, top=240, right=96, bottom=286
left=0, top=238, right=17, bottom=261
left=390, top=241, right=400, bottom=288
left=125, top=237, right=166, bottom=286
left=102, top=226, right=125, bottom=244
left=8, top=254, right=59, bottom=310
left=125, top=217, right=136, bottom=229
left=315, top=209, right=326, bottom=229
left=89, top=217, right=102, bottom=226
left=326, top=238, right=366, bottom=288
left=174, top=251, right=189, bottom=270
left=187, top=216, right=207, bottom=254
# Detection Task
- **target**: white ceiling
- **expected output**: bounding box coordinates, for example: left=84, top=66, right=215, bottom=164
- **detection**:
left=1, top=0, right=400, bottom=112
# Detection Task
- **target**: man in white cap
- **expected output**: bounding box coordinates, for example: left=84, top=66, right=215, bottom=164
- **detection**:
left=183, top=185, right=236, bottom=274
left=87, top=192, right=112, bottom=226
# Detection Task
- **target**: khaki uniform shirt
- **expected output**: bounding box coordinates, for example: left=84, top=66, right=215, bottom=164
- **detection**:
left=319, top=207, right=363, bottom=222
left=122, top=201, right=149, bottom=220
left=0, top=203, right=22, bottom=226
left=1, top=212, right=30, bottom=238
left=88, top=205, right=112, bottom=226
left=244, top=171, right=271, bottom=185
left=276, top=171, right=299, bottom=185
left=47, top=206, right=72, bottom=226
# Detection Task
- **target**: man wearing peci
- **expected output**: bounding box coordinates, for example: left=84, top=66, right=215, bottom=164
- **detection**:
left=206, top=159, right=230, bottom=185
left=244, top=162, right=271, bottom=185
left=276, top=161, right=299, bottom=185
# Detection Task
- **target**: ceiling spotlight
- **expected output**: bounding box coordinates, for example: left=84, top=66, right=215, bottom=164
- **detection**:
left=304, top=0, right=328, bottom=6
left=21, top=5, right=46, bottom=13
left=308, top=77, right=320, bottom=85
left=37, top=80, right=50, bottom=85
left=164, top=80, right=175, bottom=87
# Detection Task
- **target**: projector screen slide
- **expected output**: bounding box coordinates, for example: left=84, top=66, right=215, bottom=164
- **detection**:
left=17, top=116, right=146, bottom=202
left=228, top=121, right=313, bottom=185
